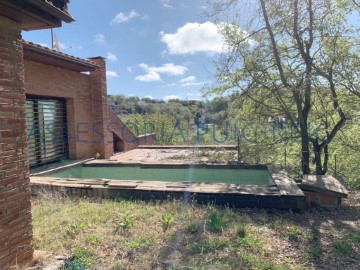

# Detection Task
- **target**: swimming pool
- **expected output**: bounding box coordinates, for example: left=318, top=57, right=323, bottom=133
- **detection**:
left=42, top=164, right=274, bottom=186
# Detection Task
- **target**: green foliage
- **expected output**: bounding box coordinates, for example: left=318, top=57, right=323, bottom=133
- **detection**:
left=207, top=0, right=360, bottom=176
left=66, top=221, right=88, bottom=238
left=65, top=247, right=95, bottom=270
left=188, top=238, right=230, bottom=255
left=113, top=211, right=135, bottom=234
left=237, top=235, right=262, bottom=251
left=87, top=235, right=102, bottom=245
left=187, top=222, right=200, bottom=234
left=207, top=211, right=227, bottom=233
left=348, top=229, right=360, bottom=243
left=332, top=240, right=353, bottom=254
left=161, top=213, right=174, bottom=231
left=307, top=246, right=322, bottom=259
left=236, top=223, right=247, bottom=238
left=239, top=252, right=286, bottom=270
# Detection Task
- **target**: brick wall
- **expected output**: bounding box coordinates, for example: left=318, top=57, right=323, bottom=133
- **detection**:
left=24, top=56, right=147, bottom=160
left=0, top=16, right=33, bottom=268
left=24, top=60, right=95, bottom=159
left=89, top=58, right=113, bottom=159
left=137, top=134, right=157, bottom=146
left=108, top=108, right=139, bottom=151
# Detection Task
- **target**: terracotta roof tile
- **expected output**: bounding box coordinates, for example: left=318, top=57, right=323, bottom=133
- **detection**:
left=22, top=40, right=99, bottom=68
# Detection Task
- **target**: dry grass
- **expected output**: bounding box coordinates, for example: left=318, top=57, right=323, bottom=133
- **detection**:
left=31, top=192, right=360, bottom=270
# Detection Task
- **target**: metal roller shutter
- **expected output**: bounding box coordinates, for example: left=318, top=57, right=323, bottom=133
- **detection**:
left=26, top=97, right=68, bottom=167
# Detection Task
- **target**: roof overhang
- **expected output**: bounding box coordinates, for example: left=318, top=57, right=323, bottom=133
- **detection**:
left=23, top=41, right=99, bottom=72
left=0, top=0, right=74, bottom=30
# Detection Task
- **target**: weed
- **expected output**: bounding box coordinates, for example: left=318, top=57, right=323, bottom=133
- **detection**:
left=308, top=228, right=320, bottom=242
left=270, top=218, right=285, bottom=232
left=207, top=211, right=227, bottom=233
left=236, top=224, right=247, bottom=238
left=348, top=229, right=360, bottom=243
left=197, top=150, right=210, bottom=158
left=332, top=240, right=353, bottom=254
left=87, top=235, right=102, bottom=245
left=255, top=210, right=267, bottom=224
left=127, top=235, right=155, bottom=250
left=66, top=221, right=88, bottom=238
left=307, top=246, right=322, bottom=259
left=114, top=211, right=135, bottom=234
left=286, top=226, right=303, bottom=242
left=203, top=238, right=231, bottom=253
left=65, top=247, right=95, bottom=270
left=237, top=235, right=262, bottom=251
left=161, top=213, right=174, bottom=231
left=187, top=222, right=200, bottom=234
left=240, top=252, right=284, bottom=270
left=168, top=154, right=187, bottom=160
left=188, top=242, right=203, bottom=255
left=111, top=263, right=127, bottom=270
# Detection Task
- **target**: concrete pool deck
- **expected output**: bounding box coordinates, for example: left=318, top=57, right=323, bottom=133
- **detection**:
left=30, top=148, right=307, bottom=209
left=97, top=146, right=238, bottom=164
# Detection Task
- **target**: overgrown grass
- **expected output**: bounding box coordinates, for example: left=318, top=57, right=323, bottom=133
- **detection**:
left=31, top=193, right=359, bottom=270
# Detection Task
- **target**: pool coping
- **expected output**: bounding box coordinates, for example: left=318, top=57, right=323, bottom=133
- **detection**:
left=30, top=161, right=306, bottom=209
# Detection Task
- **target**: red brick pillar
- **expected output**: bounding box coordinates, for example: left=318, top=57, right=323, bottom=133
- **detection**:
left=89, top=57, right=113, bottom=159
left=0, top=16, right=33, bottom=268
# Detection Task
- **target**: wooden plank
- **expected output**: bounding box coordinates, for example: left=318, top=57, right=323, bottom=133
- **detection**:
left=272, top=173, right=304, bottom=196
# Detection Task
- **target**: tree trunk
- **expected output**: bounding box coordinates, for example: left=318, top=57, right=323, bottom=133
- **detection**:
left=313, top=142, right=323, bottom=175
left=312, top=140, right=328, bottom=175
left=300, top=123, right=311, bottom=175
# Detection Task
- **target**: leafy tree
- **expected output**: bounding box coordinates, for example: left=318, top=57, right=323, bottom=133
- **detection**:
left=207, top=0, right=360, bottom=174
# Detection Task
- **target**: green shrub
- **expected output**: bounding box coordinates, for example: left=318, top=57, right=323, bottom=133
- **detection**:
left=65, top=247, right=95, bottom=270
left=161, top=213, right=174, bottom=231
left=207, top=211, right=227, bottom=233
left=113, top=211, right=135, bottom=234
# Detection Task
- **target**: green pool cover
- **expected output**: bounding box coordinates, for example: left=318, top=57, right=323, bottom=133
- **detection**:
left=44, top=165, right=273, bottom=186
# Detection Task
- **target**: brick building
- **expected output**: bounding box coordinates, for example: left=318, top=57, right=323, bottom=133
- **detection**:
left=23, top=41, right=151, bottom=167
left=0, top=0, right=154, bottom=268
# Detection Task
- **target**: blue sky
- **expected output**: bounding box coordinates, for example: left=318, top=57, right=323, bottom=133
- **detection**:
left=22, top=0, right=226, bottom=101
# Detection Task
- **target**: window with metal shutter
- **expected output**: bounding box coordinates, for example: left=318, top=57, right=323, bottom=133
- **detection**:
left=26, top=97, right=68, bottom=167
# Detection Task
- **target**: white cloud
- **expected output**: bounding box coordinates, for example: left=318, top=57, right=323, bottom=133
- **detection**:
left=179, top=76, right=196, bottom=83
left=135, top=71, right=161, bottom=82
left=144, top=95, right=154, bottom=99
left=106, top=52, right=118, bottom=62
left=142, top=14, right=150, bottom=20
left=160, top=21, right=226, bottom=55
left=140, top=63, right=187, bottom=76
left=163, top=95, right=181, bottom=102
left=167, top=76, right=206, bottom=87
left=106, top=71, right=119, bottom=78
left=126, top=66, right=133, bottom=73
left=93, top=34, right=105, bottom=45
left=111, top=10, right=139, bottom=24
left=161, top=0, right=173, bottom=8
left=135, top=63, right=187, bottom=82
